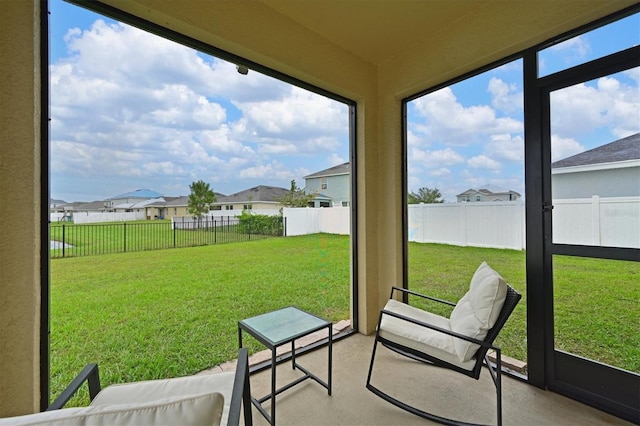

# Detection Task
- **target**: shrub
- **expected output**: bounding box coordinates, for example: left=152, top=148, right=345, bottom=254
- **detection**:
left=237, top=211, right=283, bottom=236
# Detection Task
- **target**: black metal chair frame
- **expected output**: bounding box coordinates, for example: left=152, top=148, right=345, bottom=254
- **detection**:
left=47, top=348, right=253, bottom=426
left=366, top=285, right=521, bottom=426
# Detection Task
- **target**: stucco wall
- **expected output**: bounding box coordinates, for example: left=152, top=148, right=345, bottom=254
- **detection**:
left=0, top=0, right=42, bottom=417
left=552, top=166, right=640, bottom=198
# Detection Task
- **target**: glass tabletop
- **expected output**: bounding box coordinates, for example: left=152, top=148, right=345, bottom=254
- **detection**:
left=239, top=306, right=330, bottom=346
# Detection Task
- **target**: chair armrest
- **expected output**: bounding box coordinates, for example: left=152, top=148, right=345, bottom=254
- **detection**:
left=47, top=363, right=101, bottom=411
left=227, top=348, right=252, bottom=426
left=380, top=308, right=498, bottom=351
left=390, top=286, right=456, bottom=307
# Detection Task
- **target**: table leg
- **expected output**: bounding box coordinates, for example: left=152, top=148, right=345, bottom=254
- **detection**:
left=271, top=347, right=276, bottom=425
left=291, top=341, right=296, bottom=369
left=328, top=324, right=332, bottom=396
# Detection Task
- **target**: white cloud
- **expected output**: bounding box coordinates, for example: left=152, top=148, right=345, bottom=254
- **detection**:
left=549, top=35, right=591, bottom=59
left=430, top=168, right=451, bottom=178
left=467, top=155, right=501, bottom=170
left=327, top=153, right=347, bottom=166
left=410, top=87, right=522, bottom=145
left=50, top=15, right=349, bottom=200
left=550, top=135, right=585, bottom=162
left=410, top=147, right=465, bottom=168
left=488, top=77, right=522, bottom=114
left=486, top=134, right=524, bottom=162
left=550, top=73, right=639, bottom=139
left=239, top=162, right=293, bottom=180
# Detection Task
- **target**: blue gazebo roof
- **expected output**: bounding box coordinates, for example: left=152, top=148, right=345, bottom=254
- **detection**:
left=109, top=189, right=163, bottom=199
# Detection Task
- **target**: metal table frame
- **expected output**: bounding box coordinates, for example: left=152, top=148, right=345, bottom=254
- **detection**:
left=238, top=307, right=332, bottom=425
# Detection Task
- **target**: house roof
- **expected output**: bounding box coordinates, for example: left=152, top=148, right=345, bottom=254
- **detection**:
left=108, top=189, right=163, bottom=200
left=456, top=186, right=521, bottom=198
left=552, top=133, right=640, bottom=168
left=68, top=200, right=108, bottom=211
left=165, top=196, right=190, bottom=206
left=304, top=162, right=350, bottom=179
left=216, top=185, right=289, bottom=204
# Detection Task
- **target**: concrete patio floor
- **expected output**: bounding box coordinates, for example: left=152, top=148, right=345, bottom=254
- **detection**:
left=229, top=332, right=633, bottom=426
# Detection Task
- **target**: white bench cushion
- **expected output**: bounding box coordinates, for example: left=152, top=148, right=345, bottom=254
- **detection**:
left=91, top=371, right=236, bottom=426
left=0, top=392, right=224, bottom=426
left=379, top=299, right=476, bottom=371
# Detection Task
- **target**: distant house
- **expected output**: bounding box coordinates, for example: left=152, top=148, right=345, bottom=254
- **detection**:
left=456, top=185, right=521, bottom=202
left=211, top=185, right=289, bottom=212
left=304, top=162, right=350, bottom=207
left=551, top=133, right=640, bottom=199
left=105, top=189, right=164, bottom=210
left=49, top=198, right=66, bottom=210
left=164, top=196, right=191, bottom=219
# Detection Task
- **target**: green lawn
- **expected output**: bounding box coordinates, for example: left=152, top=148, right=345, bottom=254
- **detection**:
left=50, top=234, right=639, bottom=404
left=50, top=234, right=350, bottom=403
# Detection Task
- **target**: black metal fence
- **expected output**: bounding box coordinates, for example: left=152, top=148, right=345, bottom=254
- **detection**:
left=50, top=216, right=285, bottom=259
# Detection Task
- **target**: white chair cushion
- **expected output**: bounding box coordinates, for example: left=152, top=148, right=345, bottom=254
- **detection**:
left=0, top=392, right=224, bottom=426
left=379, top=299, right=476, bottom=371
left=449, top=262, right=507, bottom=362
left=91, top=371, right=236, bottom=426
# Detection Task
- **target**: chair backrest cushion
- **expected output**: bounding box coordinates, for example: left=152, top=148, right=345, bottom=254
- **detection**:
left=0, top=392, right=224, bottom=426
left=449, top=262, right=507, bottom=362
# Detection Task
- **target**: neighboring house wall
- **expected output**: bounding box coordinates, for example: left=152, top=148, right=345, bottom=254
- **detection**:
left=306, top=174, right=350, bottom=207
left=212, top=201, right=282, bottom=211
left=552, top=161, right=640, bottom=199
left=551, top=133, right=640, bottom=199
left=305, top=163, right=351, bottom=207
left=166, top=206, right=190, bottom=218
left=456, top=189, right=520, bottom=202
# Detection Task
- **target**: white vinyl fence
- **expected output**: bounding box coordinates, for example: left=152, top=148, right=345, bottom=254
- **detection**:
left=552, top=196, right=639, bottom=249
left=207, top=209, right=280, bottom=218
left=409, top=201, right=526, bottom=250
left=284, top=206, right=350, bottom=236
left=284, top=197, right=639, bottom=250
left=51, top=211, right=145, bottom=224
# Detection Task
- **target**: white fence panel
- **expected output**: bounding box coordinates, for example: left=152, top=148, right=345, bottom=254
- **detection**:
left=317, top=206, right=350, bottom=235
left=70, top=211, right=145, bottom=223
left=553, top=196, right=639, bottom=249
left=207, top=209, right=280, bottom=218
left=409, top=201, right=525, bottom=250
left=50, top=212, right=66, bottom=222
left=283, top=208, right=320, bottom=236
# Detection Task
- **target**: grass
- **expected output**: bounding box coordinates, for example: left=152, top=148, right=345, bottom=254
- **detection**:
left=50, top=235, right=639, bottom=404
left=50, top=234, right=350, bottom=403
left=407, top=243, right=639, bottom=373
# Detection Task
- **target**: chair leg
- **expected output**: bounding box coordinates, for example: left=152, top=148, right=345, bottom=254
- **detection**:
left=365, top=332, right=380, bottom=389
left=367, top=341, right=502, bottom=426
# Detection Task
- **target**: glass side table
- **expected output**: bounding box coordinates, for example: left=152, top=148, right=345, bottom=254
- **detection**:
left=238, top=306, right=332, bottom=425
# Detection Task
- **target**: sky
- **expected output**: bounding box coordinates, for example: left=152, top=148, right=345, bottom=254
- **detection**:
left=49, top=1, right=638, bottom=202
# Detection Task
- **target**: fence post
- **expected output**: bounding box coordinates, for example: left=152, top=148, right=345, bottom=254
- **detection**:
left=62, top=224, right=66, bottom=258
left=173, top=223, right=176, bottom=248
left=123, top=222, right=127, bottom=253
left=591, top=196, right=601, bottom=246
left=214, top=219, right=217, bottom=244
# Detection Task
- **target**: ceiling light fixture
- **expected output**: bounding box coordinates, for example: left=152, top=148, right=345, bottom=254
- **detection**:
left=236, top=65, right=249, bottom=75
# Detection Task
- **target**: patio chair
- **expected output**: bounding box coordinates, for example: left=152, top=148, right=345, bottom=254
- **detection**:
left=0, top=348, right=253, bottom=426
left=366, top=262, right=521, bottom=426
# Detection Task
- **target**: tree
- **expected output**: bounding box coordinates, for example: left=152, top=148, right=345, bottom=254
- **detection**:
left=188, top=180, right=216, bottom=219
left=277, top=179, right=314, bottom=208
left=407, top=187, right=444, bottom=204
